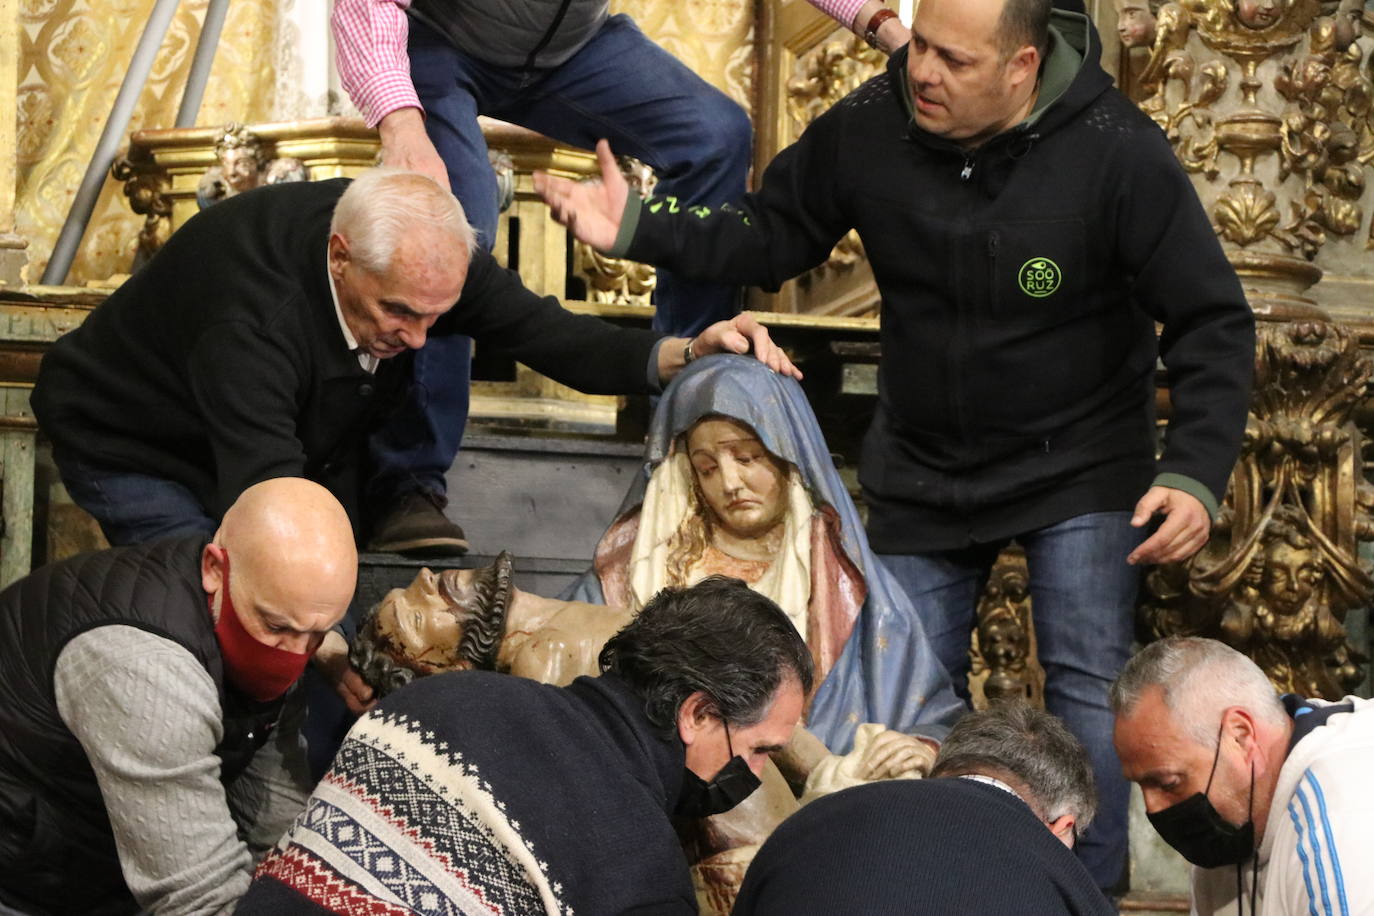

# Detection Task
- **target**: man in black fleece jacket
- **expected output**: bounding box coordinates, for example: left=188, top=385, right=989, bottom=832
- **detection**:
left=535, top=0, right=1254, bottom=890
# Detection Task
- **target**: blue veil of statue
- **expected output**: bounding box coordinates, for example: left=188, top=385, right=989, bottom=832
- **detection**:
left=564, top=354, right=964, bottom=753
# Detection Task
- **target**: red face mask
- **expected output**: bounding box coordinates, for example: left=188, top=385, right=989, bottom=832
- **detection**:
left=210, top=551, right=312, bottom=702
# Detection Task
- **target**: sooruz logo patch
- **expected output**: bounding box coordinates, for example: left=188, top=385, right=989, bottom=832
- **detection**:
left=1018, top=257, right=1062, bottom=298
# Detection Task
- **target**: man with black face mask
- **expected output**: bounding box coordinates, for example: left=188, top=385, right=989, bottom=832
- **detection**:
left=239, top=576, right=813, bottom=914
left=1111, top=636, right=1374, bottom=916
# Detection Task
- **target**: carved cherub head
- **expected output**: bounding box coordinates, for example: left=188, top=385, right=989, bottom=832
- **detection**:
left=212, top=124, right=267, bottom=195
left=1234, top=0, right=1286, bottom=30
left=350, top=553, right=514, bottom=695
left=1115, top=0, right=1159, bottom=47
left=980, top=612, right=1030, bottom=671
left=1258, top=519, right=1320, bottom=617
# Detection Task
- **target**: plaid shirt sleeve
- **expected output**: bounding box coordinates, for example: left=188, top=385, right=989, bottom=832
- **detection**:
left=330, top=0, right=422, bottom=127
left=807, top=0, right=869, bottom=31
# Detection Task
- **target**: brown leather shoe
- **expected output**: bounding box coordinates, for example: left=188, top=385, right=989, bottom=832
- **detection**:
left=367, top=490, right=470, bottom=556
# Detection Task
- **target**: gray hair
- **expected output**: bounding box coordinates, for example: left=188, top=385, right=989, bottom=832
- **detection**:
left=1109, top=636, right=1287, bottom=749
left=930, top=701, right=1097, bottom=828
left=330, top=167, right=477, bottom=274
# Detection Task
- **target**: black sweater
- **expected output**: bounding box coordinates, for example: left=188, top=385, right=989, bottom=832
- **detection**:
left=732, top=779, right=1116, bottom=915
left=33, top=179, right=662, bottom=531
left=612, top=12, right=1254, bottom=551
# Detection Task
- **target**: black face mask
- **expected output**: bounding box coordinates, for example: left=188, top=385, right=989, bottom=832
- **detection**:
left=1147, top=722, right=1256, bottom=869
left=675, top=722, right=761, bottom=818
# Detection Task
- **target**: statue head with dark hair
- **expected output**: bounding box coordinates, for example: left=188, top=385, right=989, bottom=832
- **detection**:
left=598, top=575, right=815, bottom=736
left=350, top=552, right=514, bottom=697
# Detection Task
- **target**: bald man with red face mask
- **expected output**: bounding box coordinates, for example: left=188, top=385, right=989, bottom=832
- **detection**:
left=0, top=478, right=357, bottom=916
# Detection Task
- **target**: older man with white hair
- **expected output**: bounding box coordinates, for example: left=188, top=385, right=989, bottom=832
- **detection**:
left=1111, top=636, right=1374, bottom=916
left=33, top=169, right=798, bottom=557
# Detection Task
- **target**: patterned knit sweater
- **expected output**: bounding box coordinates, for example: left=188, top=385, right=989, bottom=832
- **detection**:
left=240, top=670, right=696, bottom=915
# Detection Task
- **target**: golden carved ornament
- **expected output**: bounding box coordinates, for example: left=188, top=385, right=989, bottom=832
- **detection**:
left=784, top=34, right=885, bottom=129
left=970, top=548, right=1046, bottom=709
left=1128, top=0, right=1374, bottom=299
left=109, top=156, right=171, bottom=269
left=1140, top=320, right=1374, bottom=696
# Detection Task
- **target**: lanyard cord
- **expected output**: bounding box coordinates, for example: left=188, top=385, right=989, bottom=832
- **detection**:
left=1234, top=760, right=1257, bottom=916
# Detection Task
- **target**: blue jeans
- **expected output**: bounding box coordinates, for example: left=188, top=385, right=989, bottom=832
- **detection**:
left=368, top=15, right=752, bottom=504
left=878, top=511, right=1144, bottom=892
left=55, top=454, right=217, bottom=547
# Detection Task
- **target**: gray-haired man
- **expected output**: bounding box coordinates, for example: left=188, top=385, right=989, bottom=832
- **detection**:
left=1112, top=636, right=1374, bottom=916
left=732, top=702, right=1115, bottom=914
left=33, top=170, right=799, bottom=556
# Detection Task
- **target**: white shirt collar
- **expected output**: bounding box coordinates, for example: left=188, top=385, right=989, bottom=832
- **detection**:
left=326, top=244, right=378, bottom=374
left=957, top=773, right=1022, bottom=798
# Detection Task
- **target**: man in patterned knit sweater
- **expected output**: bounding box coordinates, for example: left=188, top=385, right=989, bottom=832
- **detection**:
left=240, top=576, right=813, bottom=914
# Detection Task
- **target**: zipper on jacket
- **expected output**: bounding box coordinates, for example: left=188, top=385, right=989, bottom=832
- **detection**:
left=960, top=154, right=975, bottom=181
left=987, top=230, right=999, bottom=259
left=523, top=0, right=575, bottom=71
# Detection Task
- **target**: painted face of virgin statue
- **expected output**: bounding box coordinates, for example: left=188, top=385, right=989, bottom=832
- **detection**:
left=686, top=417, right=790, bottom=542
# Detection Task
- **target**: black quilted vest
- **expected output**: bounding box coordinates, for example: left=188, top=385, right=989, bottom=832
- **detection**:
left=0, top=534, right=285, bottom=915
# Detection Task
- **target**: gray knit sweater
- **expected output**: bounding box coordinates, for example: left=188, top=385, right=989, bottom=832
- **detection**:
left=53, top=626, right=311, bottom=914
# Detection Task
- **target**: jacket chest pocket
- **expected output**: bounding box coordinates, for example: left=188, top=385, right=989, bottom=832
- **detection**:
left=985, top=219, right=1088, bottom=320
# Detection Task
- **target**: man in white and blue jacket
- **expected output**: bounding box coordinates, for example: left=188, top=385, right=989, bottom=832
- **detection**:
left=1113, top=637, right=1374, bottom=916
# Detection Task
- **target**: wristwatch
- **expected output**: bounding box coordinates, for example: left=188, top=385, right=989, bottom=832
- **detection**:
left=864, top=7, right=900, bottom=51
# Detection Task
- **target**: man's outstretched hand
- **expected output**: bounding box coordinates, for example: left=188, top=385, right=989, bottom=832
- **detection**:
left=1127, top=486, right=1211, bottom=566
left=534, top=139, right=628, bottom=251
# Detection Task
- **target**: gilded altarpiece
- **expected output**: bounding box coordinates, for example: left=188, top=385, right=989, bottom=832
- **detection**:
left=15, top=0, right=298, bottom=285
left=1119, top=0, right=1374, bottom=696
left=752, top=1, right=887, bottom=318
left=749, top=0, right=1374, bottom=700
